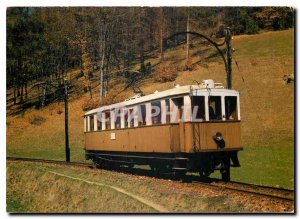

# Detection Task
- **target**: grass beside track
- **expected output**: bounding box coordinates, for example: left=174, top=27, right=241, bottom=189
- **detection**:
left=7, top=161, right=293, bottom=213
left=7, top=162, right=156, bottom=213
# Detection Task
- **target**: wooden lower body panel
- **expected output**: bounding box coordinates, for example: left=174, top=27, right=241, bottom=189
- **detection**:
left=180, top=121, right=241, bottom=152
left=85, top=124, right=180, bottom=153
left=85, top=121, right=241, bottom=153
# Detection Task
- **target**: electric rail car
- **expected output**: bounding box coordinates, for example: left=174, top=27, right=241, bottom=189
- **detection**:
left=84, top=79, right=242, bottom=181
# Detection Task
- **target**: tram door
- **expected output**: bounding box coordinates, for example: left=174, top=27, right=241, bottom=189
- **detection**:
left=171, top=97, right=185, bottom=152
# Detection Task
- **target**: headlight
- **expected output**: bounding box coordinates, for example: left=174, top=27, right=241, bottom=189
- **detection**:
left=214, top=132, right=223, bottom=141
left=213, top=132, right=225, bottom=148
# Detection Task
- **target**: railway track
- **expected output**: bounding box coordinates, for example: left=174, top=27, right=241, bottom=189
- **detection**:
left=6, top=156, right=94, bottom=168
left=192, top=180, right=294, bottom=202
left=7, top=156, right=294, bottom=202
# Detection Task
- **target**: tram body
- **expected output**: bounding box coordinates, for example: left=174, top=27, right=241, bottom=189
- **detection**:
left=84, top=79, right=242, bottom=181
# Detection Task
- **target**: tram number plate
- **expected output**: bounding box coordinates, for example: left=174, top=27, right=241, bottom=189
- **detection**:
left=110, top=133, right=116, bottom=140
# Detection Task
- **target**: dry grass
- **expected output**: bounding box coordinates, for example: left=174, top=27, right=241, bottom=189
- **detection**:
left=7, top=161, right=293, bottom=213
left=7, top=162, right=154, bottom=213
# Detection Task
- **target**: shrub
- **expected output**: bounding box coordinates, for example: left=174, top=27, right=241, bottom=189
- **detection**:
left=185, top=59, right=193, bottom=71
left=154, top=64, right=178, bottom=83
left=245, top=17, right=259, bottom=34
left=56, top=108, right=63, bottom=115
left=82, top=98, right=100, bottom=111
left=28, top=114, right=46, bottom=125
left=99, top=88, right=127, bottom=107
left=82, top=88, right=127, bottom=111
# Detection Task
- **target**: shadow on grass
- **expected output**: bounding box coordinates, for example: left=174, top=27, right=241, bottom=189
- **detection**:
left=94, top=164, right=221, bottom=184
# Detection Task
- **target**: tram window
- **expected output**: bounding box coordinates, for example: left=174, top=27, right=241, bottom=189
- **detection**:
left=115, top=109, right=121, bottom=129
left=85, top=117, right=89, bottom=132
left=90, top=115, right=94, bottom=131
left=97, top=113, right=102, bottom=130
left=172, top=97, right=184, bottom=122
left=166, top=99, right=170, bottom=123
left=138, top=104, right=146, bottom=126
left=105, top=111, right=111, bottom=130
left=209, top=96, right=222, bottom=120
left=128, top=108, right=134, bottom=127
left=124, top=109, right=129, bottom=128
left=192, top=96, right=205, bottom=121
left=225, top=96, right=238, bottom=120
left=151, top=101, right=161, bottom=124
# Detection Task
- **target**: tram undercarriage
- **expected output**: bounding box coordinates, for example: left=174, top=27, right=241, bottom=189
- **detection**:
left=86, top=150, right=241, bottom=181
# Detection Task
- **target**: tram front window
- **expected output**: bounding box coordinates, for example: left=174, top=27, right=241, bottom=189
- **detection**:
left=225, top=96, right=238, bottom=120
left=209, top=96, right=222, bottom=120
left=192, top=96, right=205, bottom=121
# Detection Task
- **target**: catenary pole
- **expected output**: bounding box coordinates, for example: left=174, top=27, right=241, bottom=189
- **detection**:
left=64, top=79, right=70, bottom=162
left=225, top=27, right=232, bottom=89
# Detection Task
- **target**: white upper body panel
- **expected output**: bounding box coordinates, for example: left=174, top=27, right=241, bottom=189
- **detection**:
left=85, top=81, right=239, bottom=116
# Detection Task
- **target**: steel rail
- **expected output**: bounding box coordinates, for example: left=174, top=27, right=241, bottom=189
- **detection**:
left=228, top=180, right=294, bottom=193
left=6, top=156, right=94, bottom=168
left=192, top=180, right=294, bottom=202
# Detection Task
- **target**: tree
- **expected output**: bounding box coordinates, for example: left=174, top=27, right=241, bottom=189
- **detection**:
left=6, top=7, right=294, bottom=110
left=186, top=8, right=190, bottom=62
left=7, top=7, right=46, bottom=105
left=255, top=7, right=294, bottom=30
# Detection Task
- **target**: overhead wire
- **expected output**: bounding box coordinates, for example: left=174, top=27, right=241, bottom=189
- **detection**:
left=233, top=56, right=250, bottom=94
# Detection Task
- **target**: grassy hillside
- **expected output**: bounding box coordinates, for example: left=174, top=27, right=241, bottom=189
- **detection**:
left=6, top=29, right=294, bottom=188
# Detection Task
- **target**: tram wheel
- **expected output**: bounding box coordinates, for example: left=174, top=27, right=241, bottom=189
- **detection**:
left=199, top=171, right=209, bottom=178
left=173, top=170, right=186, bottom=180
left=150, top=165, right=159, bottom=174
